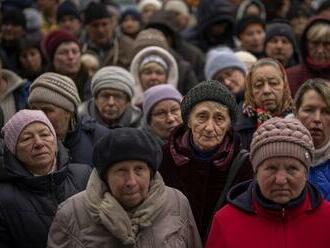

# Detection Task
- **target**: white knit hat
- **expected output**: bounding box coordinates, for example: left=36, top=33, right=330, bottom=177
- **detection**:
left=137, top=0, right=162, bottom=11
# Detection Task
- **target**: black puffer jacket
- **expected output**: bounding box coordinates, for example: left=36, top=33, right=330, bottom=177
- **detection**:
left=0, top=143, right=91, bottom=248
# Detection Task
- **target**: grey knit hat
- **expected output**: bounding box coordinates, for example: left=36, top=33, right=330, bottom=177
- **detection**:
left=250, top=117, right=314, bottom=171
left=91, top=66, right=135, bottom=100
left=205, top=49, right=247, bottom=80
left=181, top=80, right=238, bottom=124
left=28, top=72, right=81, bottom=112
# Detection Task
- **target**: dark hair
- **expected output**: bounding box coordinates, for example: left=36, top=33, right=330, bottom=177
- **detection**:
left=294, top=78, right=330, bottom=113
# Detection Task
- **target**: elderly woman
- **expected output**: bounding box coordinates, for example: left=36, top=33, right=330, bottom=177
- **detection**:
left=206, top=117, right=330, bottom=248
left=294, top=78, right=330, bottom=200
left=47, top=128, right=202, bottom=247
left=29, top=72, right=108, bottom=166
left=130, top=45, right=179, bottom=106
left=235, top=58, right=294, bottom=150
left=142, top=84, right=183, bottom=145
left=160, top=80, right=253, bottom=240
left=0, top=109, right=91, bottom=248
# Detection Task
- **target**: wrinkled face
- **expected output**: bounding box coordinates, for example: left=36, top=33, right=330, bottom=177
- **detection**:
left=106, top=160, right=151, bottom=210
left=30, top=102, right=72, bottom=140
left=214, top=68, right=246, bottom=95
left=139, top=62, right=167, bottom=91
left=256, top=157, right=307, bottom=205
left=121, top=15, right=140, bottom=35
left=1, top=23, right=25, bottom=42
left=307, top=35, right=330, bottom=63
left=19, top=48, right=42, bottom=72
left=265, top=36, right=294, bottom=67
left=87, top=18, right=114, bottom=47
left=296, top=90, right=330, bottom=149
left=53, top=42, right=81, bottom=75
left=150, top=100, right=182, bottom=140
left=239, top=23, right=265, bottom=53
left=141, top=4, right=157, bottom=24
left=16, top=122, right=56, bottom=175
left=188, top=101, right=231, bottom=151
left=95, top=88, right=129, bottom=123
left=252, top=65, right=284, bottom=114
left=59, top=16, right=81, bottom=36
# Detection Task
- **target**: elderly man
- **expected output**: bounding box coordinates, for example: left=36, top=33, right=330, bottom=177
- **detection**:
left=206, top=117, right=330, bottom=248
left=47, top=128, right=202, bottom=247
left=79, top=66, right=142, bottom=128
left=0, top=109, right=91, bottom=248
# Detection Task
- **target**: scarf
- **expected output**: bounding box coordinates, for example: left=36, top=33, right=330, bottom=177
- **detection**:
left=312, top=139, right=330, bottom=167
left=86, top=170, right=167, bottom=245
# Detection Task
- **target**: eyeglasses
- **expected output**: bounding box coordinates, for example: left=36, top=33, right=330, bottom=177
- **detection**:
left=151, top=107, right=181, bottom=120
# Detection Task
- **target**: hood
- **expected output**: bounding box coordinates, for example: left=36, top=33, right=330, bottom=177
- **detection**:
left=235, top=0, right=266, bottom=22
left=227, top=179, right=323, bottom=213
left=300, top=16, right=330, bottom=64
left=0, top=141, right=70, bottom=181
left=0, top=69, right=25, bottom=100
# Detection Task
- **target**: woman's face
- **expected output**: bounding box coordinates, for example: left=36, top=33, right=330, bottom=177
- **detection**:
left=188, top=101, right=231, bottom=151
left=296, top=89, right=330, bottom=149
left=256, top=157, right=307, bottom=205
left=19, top=48, right=42, bottom=73
left=53, top=41, right=81, bottom=76
left=139, top=62, right=167, bottom=91
left=239, top=23, right=265, bottom=54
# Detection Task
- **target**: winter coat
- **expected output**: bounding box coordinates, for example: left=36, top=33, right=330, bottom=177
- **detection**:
left=47, top=170, right=203, bottom=248
left=159, top=124, right=253, bottom=239
left=0, top=143, right=91, bottom=248
left=78, top=100, right=142, bottom=128
left=286, top=17, right=330, bottom=96
left=309, top=139, right=330, bottom=201
left=82, top=33, right=133, bottom=69
left=234, top=108, right=257, bottom=150
left=0, top=69, right=30, bottom=123
left=206, top=180, right=330, bottom=248
left=63, top=114, right=110, bottom=166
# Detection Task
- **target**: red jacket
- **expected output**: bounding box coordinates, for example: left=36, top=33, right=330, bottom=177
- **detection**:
left=206, top=181, right=330, bottom=248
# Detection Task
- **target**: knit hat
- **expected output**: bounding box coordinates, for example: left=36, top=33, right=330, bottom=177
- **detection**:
left=250, top=117, right=314, bottom=171
left=57, top=0, right=81, bottom=23
left=91, top=66, right=135, bottom=99
left=2, top=109, right=57, bottom=155
left=132, top=28, right=169, bottom=57
left=23, top=8, right=42, bottom=31
left=93, top=127, right=162, bottom=177
left=28, top=72, right=81, bottom=112
left=84, top=2, right=112, bottom=25
left=119, top=8, right=142, bottom=24
left=2, top=8, right=26, bottom=29
left=42, top=29, right=80, bottom=61
left=137, top=0, right=162, bottom=12
left=234, top=51, right=257, bottom=71
left=265, top=21, right=297, bottom=47
left=164, top=0, right=189, bottom=16
left=181, top=80, right=238, bottom=124
left=205, top=50, right=247, bottom=80
left=143, top=84, right=182, bottom=123
left=236, top=16, right=265, bottom=37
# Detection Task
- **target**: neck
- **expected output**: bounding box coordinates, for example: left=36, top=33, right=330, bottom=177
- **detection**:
left=29, top=160, right=56, bottom=176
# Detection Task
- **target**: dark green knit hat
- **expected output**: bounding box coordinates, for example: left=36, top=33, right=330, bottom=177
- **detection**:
left=181, top=80, right=238, bottom=124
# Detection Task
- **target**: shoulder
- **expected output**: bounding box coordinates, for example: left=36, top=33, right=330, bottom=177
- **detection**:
left=66, top=163, right=92, bottom=187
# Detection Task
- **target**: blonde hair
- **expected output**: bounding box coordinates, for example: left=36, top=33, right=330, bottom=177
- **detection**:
left=307, top=22, right=330, bottom=42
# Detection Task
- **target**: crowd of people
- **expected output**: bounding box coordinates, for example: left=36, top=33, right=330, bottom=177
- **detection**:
left=0, top=0, right=329, bottom=247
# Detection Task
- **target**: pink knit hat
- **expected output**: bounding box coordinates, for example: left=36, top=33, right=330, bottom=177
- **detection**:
left=1, top=109, right=57, bottom=155
left=250, top=117, right=314, bottom=171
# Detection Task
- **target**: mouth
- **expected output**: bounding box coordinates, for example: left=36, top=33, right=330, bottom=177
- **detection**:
left=309, top=128, right=323, bottom=136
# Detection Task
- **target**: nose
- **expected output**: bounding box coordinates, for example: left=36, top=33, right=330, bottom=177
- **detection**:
left=224, top=78, right=232, bottom=89
left=125, top=171, right=138, bottom=187
left=313, top=110, right=322, bottom=122
left=33, top=135, right=44, bottom=148
left=107, top=96, right=115, bottom=105
left=262, top=82, right=272, bottom=93
left=204, top=118, right=216, bottom=132
left=274, top=171, right=288, bottom=185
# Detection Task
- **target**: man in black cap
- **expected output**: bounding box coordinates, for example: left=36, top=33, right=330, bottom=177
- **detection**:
left=82, top=2, right=133, bottom=69
left=0, top=8, right=26, bottom=71
left=264, top=21, right=301, bottom=68
left=57, top=0, right=82, bottom=39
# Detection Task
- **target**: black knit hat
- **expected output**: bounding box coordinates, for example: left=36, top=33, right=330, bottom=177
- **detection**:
left=57, top=0, right=81, bottom=23
left=181, top=80, right=238, bottom=124
left=236, top=16, right=265, bottom=36
left=84, top=2, right=112, bottom=25
left=93, top=128, right=162, bottom=178
left=265, top=21, right=296, bottom=47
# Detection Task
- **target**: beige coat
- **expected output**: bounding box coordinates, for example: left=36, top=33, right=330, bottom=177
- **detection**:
left=47, top=170, right=202, bottom=248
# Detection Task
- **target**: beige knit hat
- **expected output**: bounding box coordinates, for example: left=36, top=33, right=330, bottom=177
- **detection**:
left=250, top=117, right=314, bottom=171
left=28, top=72, right=81, bottom=112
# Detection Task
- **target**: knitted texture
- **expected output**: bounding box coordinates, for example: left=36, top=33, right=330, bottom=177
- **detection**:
left=2, top=109, right=57, bottom=155
left=265, top=21, right=296, bottom=46
left=143, top=84, right=182, bottom=122
left=91, top=66, right=135, bottom=99
left=181, top=80, right=238, bottom=124
left=164, top=0, right=189, bottom=15
left=205, top=50, right=247, bottom=80
left=93, top=128, right=162, bottom=177
left=29, top=72, right=81, bottom=112
left=250, top=117, right=314, bottom=171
